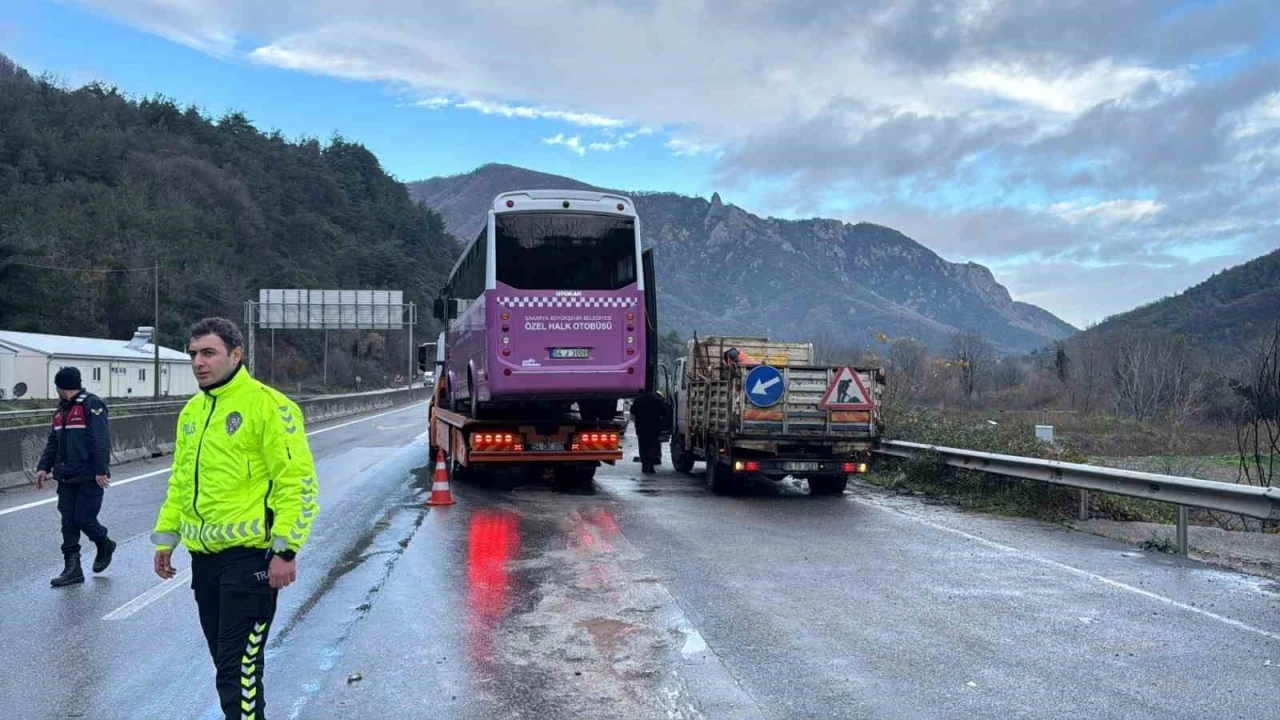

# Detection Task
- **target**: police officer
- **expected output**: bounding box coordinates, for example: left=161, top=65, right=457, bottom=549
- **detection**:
left=629, top=390, right=665, bottom=474
left=36, top=366, right=115, bottom=587
left=151, top=317, right=319, bottom=720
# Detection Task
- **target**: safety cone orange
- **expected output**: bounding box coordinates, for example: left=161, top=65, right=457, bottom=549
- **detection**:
left=427, top=448, right=456, bottom=506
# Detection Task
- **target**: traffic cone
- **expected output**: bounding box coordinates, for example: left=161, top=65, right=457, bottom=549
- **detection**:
left=428, top=448, right=456, bottom=506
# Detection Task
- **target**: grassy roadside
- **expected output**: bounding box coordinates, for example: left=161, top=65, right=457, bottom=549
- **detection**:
left=870, top=410, right=1198, bottom=526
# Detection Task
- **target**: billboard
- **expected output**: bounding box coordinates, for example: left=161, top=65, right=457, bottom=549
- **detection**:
left=256, top=289, right=410, bottom=329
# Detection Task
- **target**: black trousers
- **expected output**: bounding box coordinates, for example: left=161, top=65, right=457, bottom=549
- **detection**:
left=636, top=426, right=659, bottom=471
left=55, top=479, right=108, bottom=556
left=191, top=547, right=280, bottom=720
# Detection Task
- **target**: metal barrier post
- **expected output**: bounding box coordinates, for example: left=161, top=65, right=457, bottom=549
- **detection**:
left=1078, top=489, right=1089, bottom=521
left=1176, top=505, right=1189, bottom=556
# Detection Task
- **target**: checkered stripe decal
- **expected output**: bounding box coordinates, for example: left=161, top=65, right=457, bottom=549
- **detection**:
left=496, top=296, right=639, bottom=308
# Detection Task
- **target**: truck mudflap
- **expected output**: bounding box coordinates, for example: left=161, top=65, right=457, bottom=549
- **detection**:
left=727, top=457, right=870, bottom=475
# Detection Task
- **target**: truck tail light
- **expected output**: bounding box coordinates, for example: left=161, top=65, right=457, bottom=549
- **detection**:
left=576, top=432, right=620, bottom=451
left=843, top=462, right=868, bottom=473
left=472, top=432, right=521, bottom=452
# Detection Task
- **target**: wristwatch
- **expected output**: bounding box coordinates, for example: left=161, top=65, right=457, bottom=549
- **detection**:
left=276, top=549, right=296, bottom=561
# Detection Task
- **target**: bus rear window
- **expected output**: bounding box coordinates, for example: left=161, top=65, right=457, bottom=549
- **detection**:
left=496, top=213, right=637, bottom=290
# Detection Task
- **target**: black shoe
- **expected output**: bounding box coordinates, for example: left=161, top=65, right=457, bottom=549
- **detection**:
left=93, top=538, right=116, bottom=573
left=51, top=554, right=84, bottom=587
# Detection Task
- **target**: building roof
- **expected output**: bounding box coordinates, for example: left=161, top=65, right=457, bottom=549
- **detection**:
left=0, top=330, right=191, bottom=362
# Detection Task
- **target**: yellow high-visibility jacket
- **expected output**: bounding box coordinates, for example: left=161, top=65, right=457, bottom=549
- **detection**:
left=151, top=365, right=319, bottom=556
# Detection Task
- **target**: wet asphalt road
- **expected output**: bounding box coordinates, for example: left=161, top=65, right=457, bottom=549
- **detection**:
left=2, top=408, right=1279, bottom=719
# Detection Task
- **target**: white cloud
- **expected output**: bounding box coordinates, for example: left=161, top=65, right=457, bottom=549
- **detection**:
left=542, top=133, right=585, bottom=156
left=454, top=99, right=624, bottom=129
left=415, top=96, right=451, bottom=110
left=948, top=60, right=1192, bottom=115
left=587, top=139, right=629, bottom=152
left=665, top=138, right=718, bottom=157
left=1053, top=199, right=1165, bottom=225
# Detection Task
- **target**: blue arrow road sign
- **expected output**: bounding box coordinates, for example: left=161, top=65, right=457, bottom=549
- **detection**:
left=745, top=365, right=785, bottom=407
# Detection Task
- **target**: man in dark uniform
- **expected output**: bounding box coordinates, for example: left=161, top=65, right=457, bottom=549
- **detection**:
left=35, top=366, right=115, bottom=587
left=629, top=391, right=665, bottom=474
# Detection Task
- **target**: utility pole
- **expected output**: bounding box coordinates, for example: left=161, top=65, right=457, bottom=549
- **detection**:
left=153, top=263, right=160, bottom=399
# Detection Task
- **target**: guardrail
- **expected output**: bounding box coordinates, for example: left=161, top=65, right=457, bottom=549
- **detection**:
left=873, top=440, right=1280, bottom=556
left=0, top=384, right=424, bottom=426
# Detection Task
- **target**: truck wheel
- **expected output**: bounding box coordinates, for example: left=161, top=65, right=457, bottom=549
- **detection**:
left=671, top=435, right=695, bottom=474
left=705, top=448, right=737, bottom=495
left=809, top=475, right=848, bottom=496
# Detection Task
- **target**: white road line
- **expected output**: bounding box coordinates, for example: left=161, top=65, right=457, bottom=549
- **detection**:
left=102, top=568, right=193, bottom=621
left=859, top=500, right=1280, bottom=644
left=1, top=401, right=426, bottom=518
left=99, top=401, right=428, bottom=622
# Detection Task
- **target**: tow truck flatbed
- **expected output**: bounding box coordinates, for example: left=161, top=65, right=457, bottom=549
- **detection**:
left=430, top=405, right=628, bottom=483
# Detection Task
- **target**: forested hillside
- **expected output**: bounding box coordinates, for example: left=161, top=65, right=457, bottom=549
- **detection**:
left=0, top=54, right=457, bottom=388
left=1081, top=247, right=1280, bottom=352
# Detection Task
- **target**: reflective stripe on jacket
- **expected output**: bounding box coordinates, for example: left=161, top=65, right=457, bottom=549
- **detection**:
left=151, top=365, right=319, bottom=555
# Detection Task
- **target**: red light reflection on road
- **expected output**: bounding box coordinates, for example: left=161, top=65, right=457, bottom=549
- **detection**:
left=466, top=509, right=521, bottom=668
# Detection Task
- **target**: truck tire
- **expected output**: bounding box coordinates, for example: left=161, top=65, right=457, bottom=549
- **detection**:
left=705, top=447, right=737, bottom=495
left=809, top=475, right=848, bottom=496
left=671, top=435, right=695, bottom=474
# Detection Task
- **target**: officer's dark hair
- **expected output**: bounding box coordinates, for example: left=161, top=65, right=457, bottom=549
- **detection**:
left=189, top=317, right=244, bottom=354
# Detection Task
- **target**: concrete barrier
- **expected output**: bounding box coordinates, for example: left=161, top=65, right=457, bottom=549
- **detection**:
left=0, top=387, right=422, bottom=490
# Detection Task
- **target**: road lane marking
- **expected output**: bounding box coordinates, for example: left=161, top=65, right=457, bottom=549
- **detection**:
left=859, top=500, right=1280, bottom=644
left=1, top=402, right=426, bottom=518
left=102, top=568, right=193, bottom=620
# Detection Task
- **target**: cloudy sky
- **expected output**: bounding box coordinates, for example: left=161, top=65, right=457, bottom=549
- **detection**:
left=6, top=0, right=1280, bottom=328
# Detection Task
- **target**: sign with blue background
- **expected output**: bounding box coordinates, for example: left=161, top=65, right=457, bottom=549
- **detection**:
left=745, top=365, right=785, bottom=407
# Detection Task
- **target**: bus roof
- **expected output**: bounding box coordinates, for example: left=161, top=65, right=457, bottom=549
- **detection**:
left=492, top=189, right=637, bottom=217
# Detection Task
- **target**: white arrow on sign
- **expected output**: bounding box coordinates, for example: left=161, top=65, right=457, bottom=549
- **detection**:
left=751, top=376, right=781, bottom=396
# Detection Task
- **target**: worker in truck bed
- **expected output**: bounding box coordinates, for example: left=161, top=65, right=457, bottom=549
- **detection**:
left=629, top=390, right=665, bottom=474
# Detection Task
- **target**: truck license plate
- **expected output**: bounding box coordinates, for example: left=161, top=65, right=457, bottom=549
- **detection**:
left=530, top=442, right=564, bottom=451
left=551, top=348, right=590, bottom=359
left=785, top=462, right=820, bottom=472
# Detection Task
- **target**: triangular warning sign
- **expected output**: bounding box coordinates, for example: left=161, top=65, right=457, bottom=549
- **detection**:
left=817, top=367, right=873, bottom=410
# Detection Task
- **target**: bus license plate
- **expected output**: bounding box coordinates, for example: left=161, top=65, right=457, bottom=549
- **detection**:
left=530, top=442, right=564, bottom=452
left=551, top=348, right=590, bottom=359
left=785, top=462, right=820, bottom=472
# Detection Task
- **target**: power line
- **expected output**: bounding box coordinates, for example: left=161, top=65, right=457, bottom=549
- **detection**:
left=8, top=258, right=158, bottom=272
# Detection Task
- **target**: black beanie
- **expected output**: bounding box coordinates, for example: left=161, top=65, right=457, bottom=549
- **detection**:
left=55, top=367, right=82, bottom=391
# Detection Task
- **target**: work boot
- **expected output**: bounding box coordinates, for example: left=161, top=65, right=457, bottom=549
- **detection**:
left=92, top=537, right=116, bottom=573
left=51, top=554, right=84, bottom=587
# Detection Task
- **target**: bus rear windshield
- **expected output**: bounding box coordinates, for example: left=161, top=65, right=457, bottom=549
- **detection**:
left=496, top=212, right=637, bottom=290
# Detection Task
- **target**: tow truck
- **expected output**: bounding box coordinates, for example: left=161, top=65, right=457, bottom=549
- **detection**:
left=418, top=335, right=628, bottom=488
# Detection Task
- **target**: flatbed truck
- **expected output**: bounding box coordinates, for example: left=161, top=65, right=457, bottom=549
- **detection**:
left=669, top=335, right=885, bottom=495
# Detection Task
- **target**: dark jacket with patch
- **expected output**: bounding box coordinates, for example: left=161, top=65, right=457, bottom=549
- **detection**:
left=38, top=390, right=111, bottom=481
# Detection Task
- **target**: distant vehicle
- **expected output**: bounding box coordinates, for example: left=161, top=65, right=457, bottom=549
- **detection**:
left=669, top=335, right=884, bottom=495
left=432, top=190, right=654, bottom=421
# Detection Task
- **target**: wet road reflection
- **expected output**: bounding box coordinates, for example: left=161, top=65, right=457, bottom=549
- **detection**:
left=465, top=509, right=521, bottom=674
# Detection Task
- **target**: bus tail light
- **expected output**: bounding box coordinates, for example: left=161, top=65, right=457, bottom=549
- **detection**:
left=506, top=200, right=514, bottom=208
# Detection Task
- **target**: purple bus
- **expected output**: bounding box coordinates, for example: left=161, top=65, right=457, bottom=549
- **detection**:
left=432, top=190, right=656, bottom=421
